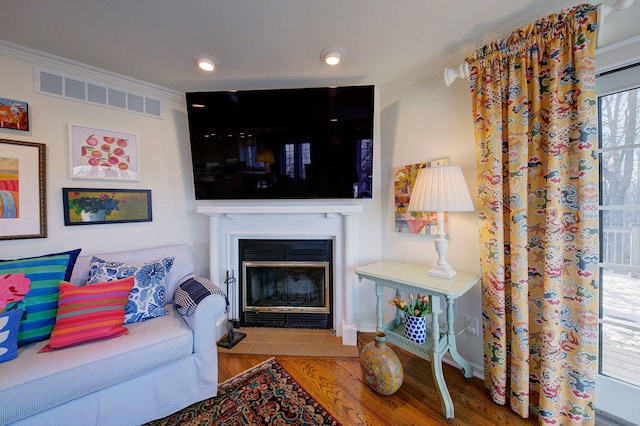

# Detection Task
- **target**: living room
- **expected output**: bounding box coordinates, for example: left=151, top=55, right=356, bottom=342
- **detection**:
left=1, top=1, right=639, bottom=425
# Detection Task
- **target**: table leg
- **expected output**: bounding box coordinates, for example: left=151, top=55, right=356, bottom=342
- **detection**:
left=446, top=296, right=473, bottom=379
left=376, top=284, right=384, bottom=332
left=429, top=296, right=455, bottom=419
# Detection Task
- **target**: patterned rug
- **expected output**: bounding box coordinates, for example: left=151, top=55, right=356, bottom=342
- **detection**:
left=146, top=358, right=342, bottom=425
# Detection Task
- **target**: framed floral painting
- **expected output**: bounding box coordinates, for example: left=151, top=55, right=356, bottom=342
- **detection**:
left=394, top=158, right=449, bottom=235
left=68, top=124, right=140, bottom=181
left=62, top=188, right=152, bottom=226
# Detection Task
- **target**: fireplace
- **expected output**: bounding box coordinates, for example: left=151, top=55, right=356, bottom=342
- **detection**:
left=239, top=239, right=332, bottom=328
left=196, top=204, right=362, bottom=345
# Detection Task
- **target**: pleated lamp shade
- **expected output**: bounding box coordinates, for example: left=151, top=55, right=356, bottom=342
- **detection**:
left=408, top=166, right=474, bottom=213
left=407, top=165, right=474, bottom=279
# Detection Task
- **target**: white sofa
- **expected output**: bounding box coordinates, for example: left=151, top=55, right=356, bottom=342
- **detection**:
left=0, top=244, right=227, bottom=426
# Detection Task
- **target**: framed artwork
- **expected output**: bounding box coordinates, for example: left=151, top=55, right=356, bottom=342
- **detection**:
left=0, top=139, right=46, bottom=239
left=0, top=98, right=29, bottom=131
left=394, top=158, right=449, bottom=235
left=68, top=124, right=140, bottom=181
left=62, top=188, right=152, bottom=226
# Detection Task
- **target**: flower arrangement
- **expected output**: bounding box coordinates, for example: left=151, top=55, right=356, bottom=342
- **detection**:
left=0, top=273, right=30, bottom=314
left=68, top=192, right=122, bottom=216
left=389, top=293, right=431, bottom=317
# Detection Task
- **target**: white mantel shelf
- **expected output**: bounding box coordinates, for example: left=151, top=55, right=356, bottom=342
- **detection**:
left=196, top=204, right=363, bottom=215
left=197, top=203, right=362, bottom=346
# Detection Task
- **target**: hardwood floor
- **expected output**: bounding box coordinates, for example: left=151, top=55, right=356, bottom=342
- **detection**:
left=218, top=333, right=537, bottom=425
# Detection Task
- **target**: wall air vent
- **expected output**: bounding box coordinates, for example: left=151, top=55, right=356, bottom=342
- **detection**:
left=127, top=93, right=144, bottom=113
left=87, top=83, right=107, bottom=105
left=35, top=67, right=163, bottom=118
left=39, top=71, right=63, bottom=96
left=65, top=77, right=85, bottom=100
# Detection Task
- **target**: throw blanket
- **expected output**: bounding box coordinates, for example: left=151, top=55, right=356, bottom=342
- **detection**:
left=174, top=275, right=228, bottom=316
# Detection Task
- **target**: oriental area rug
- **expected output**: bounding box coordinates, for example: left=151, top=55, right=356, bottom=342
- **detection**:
left=145, top=358, right=342, bottom=426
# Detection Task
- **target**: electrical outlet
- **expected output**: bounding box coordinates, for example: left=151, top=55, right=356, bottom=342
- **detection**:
left=465, top=315, right=480, bottom=336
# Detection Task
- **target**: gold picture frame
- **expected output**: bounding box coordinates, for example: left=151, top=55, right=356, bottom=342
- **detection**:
left=0, top=138, right=47, bottom=239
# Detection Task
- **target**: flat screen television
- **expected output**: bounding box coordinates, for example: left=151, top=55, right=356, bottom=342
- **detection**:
left=185, top=85, right=374, bottom=200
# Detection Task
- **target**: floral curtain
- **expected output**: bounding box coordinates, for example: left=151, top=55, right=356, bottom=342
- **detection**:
left=466, top=4, right=600, bottom=424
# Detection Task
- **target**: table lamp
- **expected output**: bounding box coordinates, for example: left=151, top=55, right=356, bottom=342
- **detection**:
left=257, top=148, right=275, bottom=173
left=408, top=165, right=474, bottom=278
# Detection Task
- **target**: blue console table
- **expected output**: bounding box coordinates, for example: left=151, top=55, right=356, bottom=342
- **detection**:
left=355, top=260, right=479, bottom=419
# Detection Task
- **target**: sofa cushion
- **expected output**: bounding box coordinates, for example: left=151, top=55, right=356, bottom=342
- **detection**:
left=0, top=249, right=82, bottom=346
left=0, top=308, right=193, bottom=424
left=39, top=278, right=134, bottom=352
left=0, top=309, right=23, bottom=363
left=87, top=256, right=174, bottom=324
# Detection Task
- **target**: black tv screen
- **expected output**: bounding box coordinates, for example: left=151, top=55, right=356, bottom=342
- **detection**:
left=185, top=85, right=374, bottom=200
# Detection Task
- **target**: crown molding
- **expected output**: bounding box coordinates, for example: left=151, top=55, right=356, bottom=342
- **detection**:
left=0, top=39, right=184, bottom=104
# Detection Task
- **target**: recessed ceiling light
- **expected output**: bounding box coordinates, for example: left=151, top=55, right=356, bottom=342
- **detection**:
left=197, top=57, right=215, bottom=72
left=320, top=47, right=345, bottom=66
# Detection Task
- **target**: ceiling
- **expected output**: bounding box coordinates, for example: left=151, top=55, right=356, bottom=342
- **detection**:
left=0, top=1, right=637, bottom=94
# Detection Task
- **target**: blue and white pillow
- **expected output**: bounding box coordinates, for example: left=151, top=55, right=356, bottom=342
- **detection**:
left=87, top=256, right=175, bottom=324
left=0, top=309, right=24, bottom=363
left=174, top=275, right=228, bottom=316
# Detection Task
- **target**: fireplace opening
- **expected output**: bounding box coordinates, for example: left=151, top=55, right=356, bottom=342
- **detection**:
left=239, top=239, right=332, bottom=329
left=243, top=262, right=330, bottom=312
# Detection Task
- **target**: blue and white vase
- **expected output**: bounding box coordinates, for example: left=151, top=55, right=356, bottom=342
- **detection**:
left=80, top=209, right=106, bottom=222
left=403, top=314, right=427, bottom=344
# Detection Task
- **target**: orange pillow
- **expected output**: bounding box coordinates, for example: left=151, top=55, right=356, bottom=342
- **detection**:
left=39, top=277, right=134, bottom=352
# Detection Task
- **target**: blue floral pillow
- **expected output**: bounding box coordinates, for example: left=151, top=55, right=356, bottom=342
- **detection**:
left=0, top=309, right=23, bottom=363
left=87, top=256, right=174, bottom=324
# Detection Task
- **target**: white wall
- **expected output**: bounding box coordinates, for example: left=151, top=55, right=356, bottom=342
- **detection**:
left=0, top=45, right=384, bottom=333
left=2, top=4, right=638, bottom=371
left=0, top=48, right=207, bottom=277
left=378, top=72, right=483, bottom=371
left=374, top=3, right=640, bottom=379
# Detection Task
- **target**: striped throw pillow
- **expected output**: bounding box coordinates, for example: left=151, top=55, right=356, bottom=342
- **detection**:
left=39, top=277, right=134, bottom=353
left=0, top=249, right=81, bottom=346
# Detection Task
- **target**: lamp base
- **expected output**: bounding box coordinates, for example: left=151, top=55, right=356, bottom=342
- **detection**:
left=428, top=263, right=457, bottom=279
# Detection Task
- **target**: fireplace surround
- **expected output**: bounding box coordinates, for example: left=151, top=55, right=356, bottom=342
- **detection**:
left=197, top=204, right=362, bottom=345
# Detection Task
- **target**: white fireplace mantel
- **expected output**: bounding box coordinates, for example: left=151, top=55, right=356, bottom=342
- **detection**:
left=197, top=203, right=362, bottom=345
left=197, top=204, right=363, bottom=215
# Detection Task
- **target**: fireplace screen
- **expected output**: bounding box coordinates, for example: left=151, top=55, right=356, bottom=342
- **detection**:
left=242, top=261, right=330, bottom=314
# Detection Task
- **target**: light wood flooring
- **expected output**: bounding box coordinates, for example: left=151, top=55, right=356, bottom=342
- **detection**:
left=217, top=327, right=360, bottom=357
left=218, top=332, right=537, bottom=426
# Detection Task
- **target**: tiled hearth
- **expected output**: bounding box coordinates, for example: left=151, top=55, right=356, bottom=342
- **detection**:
left=216, top=328, right=360, bottom=357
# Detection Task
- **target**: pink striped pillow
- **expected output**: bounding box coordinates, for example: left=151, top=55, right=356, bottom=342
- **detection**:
left=39, top=277, right=134, bottom=352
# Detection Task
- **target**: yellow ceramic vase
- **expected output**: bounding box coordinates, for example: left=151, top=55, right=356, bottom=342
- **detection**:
left=359, top=331, right=404, bottom=395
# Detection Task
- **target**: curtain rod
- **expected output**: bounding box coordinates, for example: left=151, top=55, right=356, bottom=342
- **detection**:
left=443, top=0, right=635, bottom=86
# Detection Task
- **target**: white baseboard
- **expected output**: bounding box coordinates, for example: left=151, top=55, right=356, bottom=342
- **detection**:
left=442, top=352, right=484, bottom=380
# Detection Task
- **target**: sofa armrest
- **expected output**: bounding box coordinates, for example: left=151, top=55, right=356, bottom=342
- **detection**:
left=178, top=293, right=227, bottom=353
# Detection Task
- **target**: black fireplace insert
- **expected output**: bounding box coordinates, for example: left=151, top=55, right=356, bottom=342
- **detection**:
left=239, top=239, right=332, bottom=328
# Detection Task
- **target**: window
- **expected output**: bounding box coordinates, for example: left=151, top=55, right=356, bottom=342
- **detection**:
left=596, top=63, right=640, bottom=423
left=357, top=139, right=373, bottom=197
left=283, top=141, right=311, bottom=179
